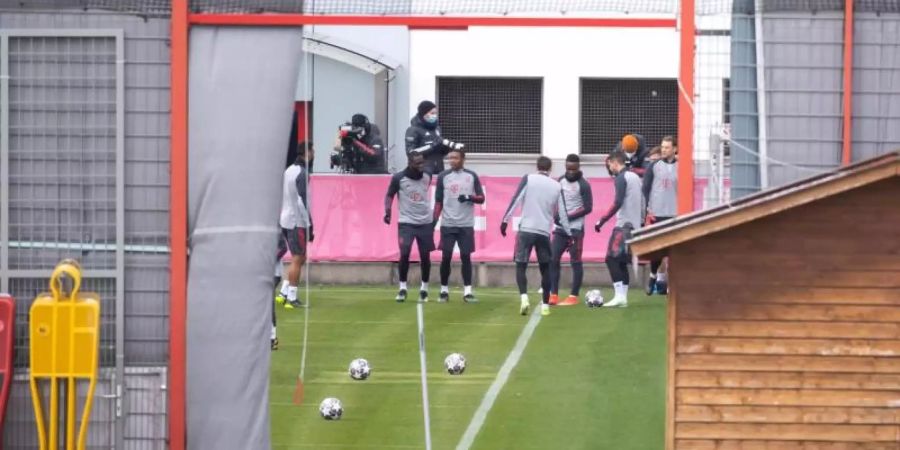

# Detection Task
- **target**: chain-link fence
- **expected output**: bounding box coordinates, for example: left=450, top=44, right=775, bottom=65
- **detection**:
left=695, top=0, right=900, bottom=207
left=1, top=11, right=170, bottom=449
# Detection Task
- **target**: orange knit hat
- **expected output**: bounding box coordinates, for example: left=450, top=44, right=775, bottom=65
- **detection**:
left=621, top=134, right=639, bottom=152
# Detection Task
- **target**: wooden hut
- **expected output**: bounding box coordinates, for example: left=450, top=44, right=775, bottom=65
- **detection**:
left=629, top=151, right=900, bottom=449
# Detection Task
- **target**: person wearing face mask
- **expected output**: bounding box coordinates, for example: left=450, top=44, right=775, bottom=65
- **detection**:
left=595, top=150, right=644, bottom=308
left=548, top=154, right=594, bottom=307
left=405, top=100, right=464, bottom=174
left=614, top=133, right=650, bottom=177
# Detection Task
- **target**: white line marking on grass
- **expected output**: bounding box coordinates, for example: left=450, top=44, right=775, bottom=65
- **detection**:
left=455, top=308, right=543, bottom=450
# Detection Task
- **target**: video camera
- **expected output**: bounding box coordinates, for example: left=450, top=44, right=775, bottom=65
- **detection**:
left=330, top=122, right=367, bottom=173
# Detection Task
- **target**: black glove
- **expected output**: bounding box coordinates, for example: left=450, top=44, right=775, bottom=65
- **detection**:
left=432, top=218, right=439, bottom=230
left=383, top=211, right=391, bottom=225
left=500, top=222, right=508, bottom=237
left=594, top=218, right=607, bottom=232
left=458, top=194, right=472, bottom=203
left=308, top=225, right=315, bottom=242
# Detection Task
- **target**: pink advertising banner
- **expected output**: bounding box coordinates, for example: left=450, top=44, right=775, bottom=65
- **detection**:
left=307, top=174, right=708, bottom=262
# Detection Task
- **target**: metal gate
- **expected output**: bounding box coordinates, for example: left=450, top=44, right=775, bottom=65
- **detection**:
left=0, top=29, right=126, bottom=449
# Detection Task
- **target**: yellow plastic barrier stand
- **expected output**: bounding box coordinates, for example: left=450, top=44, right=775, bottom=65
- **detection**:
left=29, top=259, right=100, bottom=450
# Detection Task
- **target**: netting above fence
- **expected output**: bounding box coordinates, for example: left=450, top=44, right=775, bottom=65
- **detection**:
left=7, top=0, right=900, bottom=18
left=6, top=0, right=678, bottom=17
left=6, top=0, right=900, bottom=18
left=701, top=0, right=900, bottom=15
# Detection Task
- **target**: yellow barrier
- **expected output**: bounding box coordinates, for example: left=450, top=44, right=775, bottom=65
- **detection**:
left=29, top=259, right=100, bottom=450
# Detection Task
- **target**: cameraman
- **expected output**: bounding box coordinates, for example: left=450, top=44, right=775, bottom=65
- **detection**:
left=331, top=113, right=387, bottom=174
left=405, top=100, right=464, bottom=174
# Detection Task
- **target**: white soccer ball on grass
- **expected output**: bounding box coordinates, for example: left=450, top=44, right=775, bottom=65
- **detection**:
left=319, top=397, right=343, bottom=420
left=444, top=353, right=466, bottom=375
left=585, top=289, right=604, bottom=308
left=348, top=358, right=371, bottom=381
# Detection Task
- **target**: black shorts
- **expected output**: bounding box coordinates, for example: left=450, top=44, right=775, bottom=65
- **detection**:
left=398, top=223, right=435, bottom=254
left=514, top=231, right=552, bottom=264
left=276, top=231, right=288, bottom=260
left=440, top=226, right=475, bottom=254
left=606, top=226, right=633, bottom=261
left=551, top=229, right=585, bottom=263
left=281, top=227, right=307, bottom=257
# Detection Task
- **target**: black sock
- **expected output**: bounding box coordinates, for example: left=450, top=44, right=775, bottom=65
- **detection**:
left=399, top=252, right=411, bottom=285
left=550, top=258, right=562, bottom=295
left=440, top=250, right=452, bottom=286
left=516, top=262, right=528, bottom=295
left=539, top=262, right=550, bottom=304
left=606, top=258, right=626, bottom=284
left=420, top=257, right=431, bottom=284
left=571, top=262, right=584, bottom=297
left=461, top=254, right=473, bottom=287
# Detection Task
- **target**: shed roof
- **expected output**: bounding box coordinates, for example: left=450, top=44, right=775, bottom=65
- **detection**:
left=629, top=151, right=900, bottom=258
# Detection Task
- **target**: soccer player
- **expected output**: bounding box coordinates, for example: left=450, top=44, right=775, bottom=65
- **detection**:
left=642, top=136, right=678, bottom=295
left=278, top=141, right=314, bottom=311
left=647, top=145, right=662, bottom=163
left=501, top=156, right=572, bottom=317
left=594, top=150, right=644, bottom=308
left=385, top=152, right=435, bottom=303
left=549, top=154, right=593, bottom=306
left=434, top=149, right=485, bottom=303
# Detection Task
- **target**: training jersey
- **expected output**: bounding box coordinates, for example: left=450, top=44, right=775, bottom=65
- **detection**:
left=503, top=172, right=571, bottom=237
left=435, top=169, right=484, bottom=228
left=643, top=159, right=678, bottom=218
left=600, top=170, right=644, bottom=230
left=386, top=169, right=433, bottom=225
left=558, top=175, right=593, bottom=231
left=279, top=164, right=311, bottom=229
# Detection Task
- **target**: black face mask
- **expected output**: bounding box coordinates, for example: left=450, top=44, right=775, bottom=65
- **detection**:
left=565, top=170, right=582, bottom=182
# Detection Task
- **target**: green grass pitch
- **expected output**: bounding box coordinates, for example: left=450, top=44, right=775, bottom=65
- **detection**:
left=270, top=287, right=666, bottom=449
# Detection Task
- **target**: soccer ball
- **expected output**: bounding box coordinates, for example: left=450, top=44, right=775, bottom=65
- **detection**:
left=348, top=358, right=371, bottom=380
left=444, top=353, right=466, bottom=375
left=585, top=289, right=604, bottom=308
left=319, top=397, right=343, bottom=420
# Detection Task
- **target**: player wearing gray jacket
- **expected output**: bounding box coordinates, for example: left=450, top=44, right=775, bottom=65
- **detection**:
left=385, top=153, right=435, bottom=303
left=433, top=149, right=485, bottom=303
left=595, top=150, right=644, bottom=308
left=501, top=156, right=571, bottom=317
left=550, top=154, right=593, bottom=306
left=642, top=136, right=678, bottom=295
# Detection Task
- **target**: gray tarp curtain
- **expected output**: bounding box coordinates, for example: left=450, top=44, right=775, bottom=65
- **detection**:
left=187, top=27, right=302, bottom=450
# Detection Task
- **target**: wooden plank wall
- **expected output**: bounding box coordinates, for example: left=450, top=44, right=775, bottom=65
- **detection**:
left=671, top=178, right=900, bottom=449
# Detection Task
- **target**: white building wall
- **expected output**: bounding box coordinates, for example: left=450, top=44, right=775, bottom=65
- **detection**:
left=409, top=26, right=679, bottom=160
